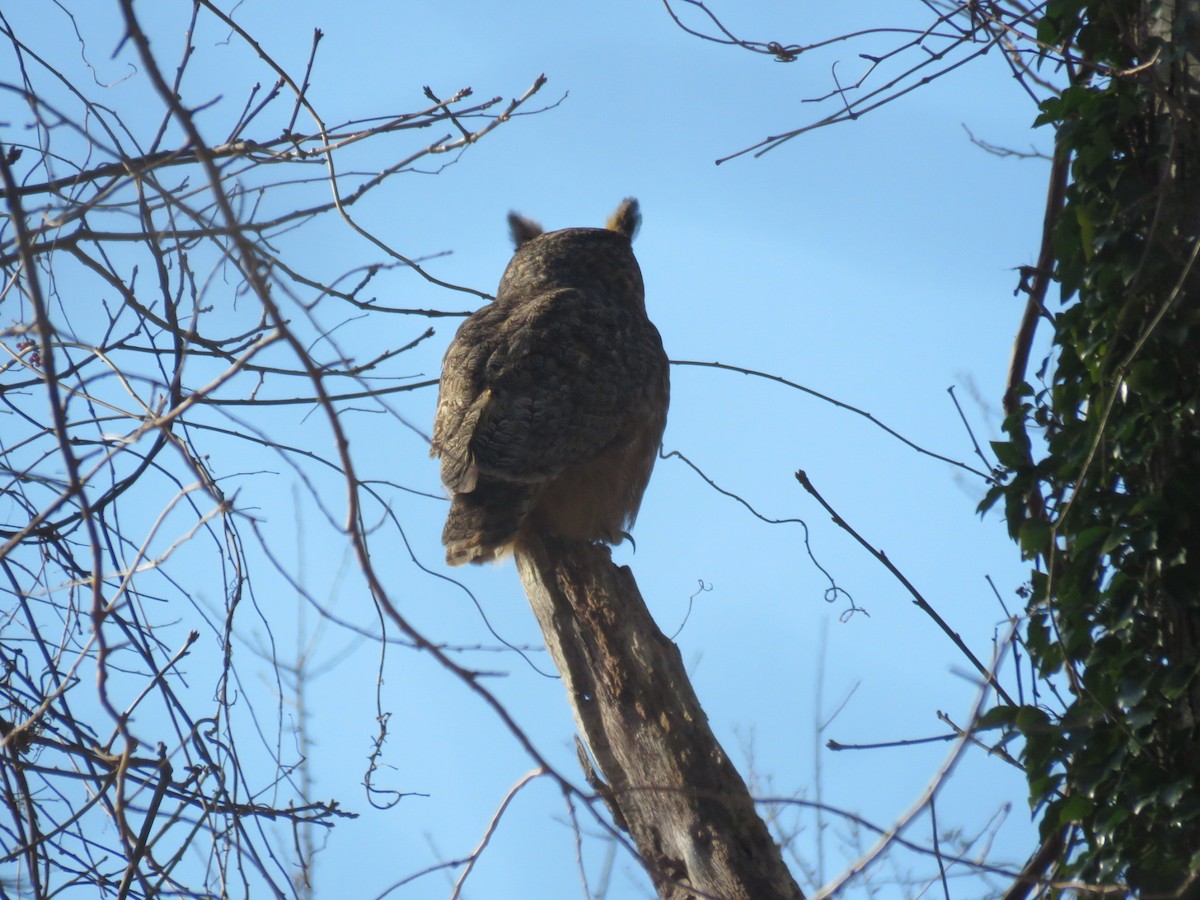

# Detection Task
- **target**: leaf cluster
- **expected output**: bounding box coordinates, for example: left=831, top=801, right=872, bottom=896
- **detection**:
left=982, top=1, right=1200, bottom=892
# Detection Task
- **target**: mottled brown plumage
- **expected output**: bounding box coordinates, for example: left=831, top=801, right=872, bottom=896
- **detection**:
left=431, top=198, right=669, bottom=566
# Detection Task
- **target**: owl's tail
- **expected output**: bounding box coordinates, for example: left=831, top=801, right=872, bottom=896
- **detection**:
left=442, top=478, right=536, bottom=566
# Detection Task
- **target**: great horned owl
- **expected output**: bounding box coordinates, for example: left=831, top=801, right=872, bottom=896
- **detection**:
left=431, top=198, right=669, bottom=566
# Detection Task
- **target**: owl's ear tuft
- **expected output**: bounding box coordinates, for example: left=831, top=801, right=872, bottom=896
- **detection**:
left=606, top=197, right=641, bottom=241
left=508, top=212, right=543, bottom=249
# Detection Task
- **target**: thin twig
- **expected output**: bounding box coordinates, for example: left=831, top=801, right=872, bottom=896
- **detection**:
left=673, top=359, right=991, bottom=481
left=796, top=469, right=1016, bottom=708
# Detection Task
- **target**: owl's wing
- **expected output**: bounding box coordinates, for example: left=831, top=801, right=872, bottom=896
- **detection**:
left=432, top=288, right=657, bottom=492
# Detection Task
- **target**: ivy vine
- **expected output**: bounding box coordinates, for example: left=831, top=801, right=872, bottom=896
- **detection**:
left=982, top=1, right=1200, bottom=893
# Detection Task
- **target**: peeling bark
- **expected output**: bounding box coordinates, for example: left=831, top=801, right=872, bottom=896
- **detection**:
left=515, top=534, right=804, bottom=900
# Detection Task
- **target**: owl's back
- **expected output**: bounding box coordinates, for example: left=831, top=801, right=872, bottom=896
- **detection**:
left=432, top=199, right=669, bottom=566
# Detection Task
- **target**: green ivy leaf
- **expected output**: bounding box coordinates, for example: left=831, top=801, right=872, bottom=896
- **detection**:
left=990, top=439, right=1028, bottom=469
left=1162, top=663, right=1198, bottom=700
left=1076, top=205, right=1095, bottom=261
left=1126, top=360, right=1174, bottom=401
left=976, top=705, right=1019, bottom=730
left=1020, top=519, right=1052, bottom=555
left=1100, top=526, right=1130, bottom=556
left=1074, top=524, right=1111, bottom=555
left=1015, top=705, right=1051, bottom=733
left=1059, top=793, right=1095, bottom=824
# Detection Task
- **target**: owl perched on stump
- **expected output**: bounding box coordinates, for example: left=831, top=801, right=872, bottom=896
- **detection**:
left=432, top=198, right=670, bottom=566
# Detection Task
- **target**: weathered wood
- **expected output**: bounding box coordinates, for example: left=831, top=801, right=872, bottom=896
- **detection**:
left=515, top=534, right=804, bottom=900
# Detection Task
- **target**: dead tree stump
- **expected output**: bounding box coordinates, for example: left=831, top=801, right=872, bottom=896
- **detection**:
left=516, top=533, right=805, bottom=900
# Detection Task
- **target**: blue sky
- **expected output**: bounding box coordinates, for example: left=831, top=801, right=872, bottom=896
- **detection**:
left=3, top=1, right=1057, bottom=896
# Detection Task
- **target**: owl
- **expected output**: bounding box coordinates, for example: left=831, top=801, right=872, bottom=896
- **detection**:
left=431, top=198, right=669, bottom=566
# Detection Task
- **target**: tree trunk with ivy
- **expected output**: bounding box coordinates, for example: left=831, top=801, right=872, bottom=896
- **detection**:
left=990, top=0, right=1200, bottom=893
